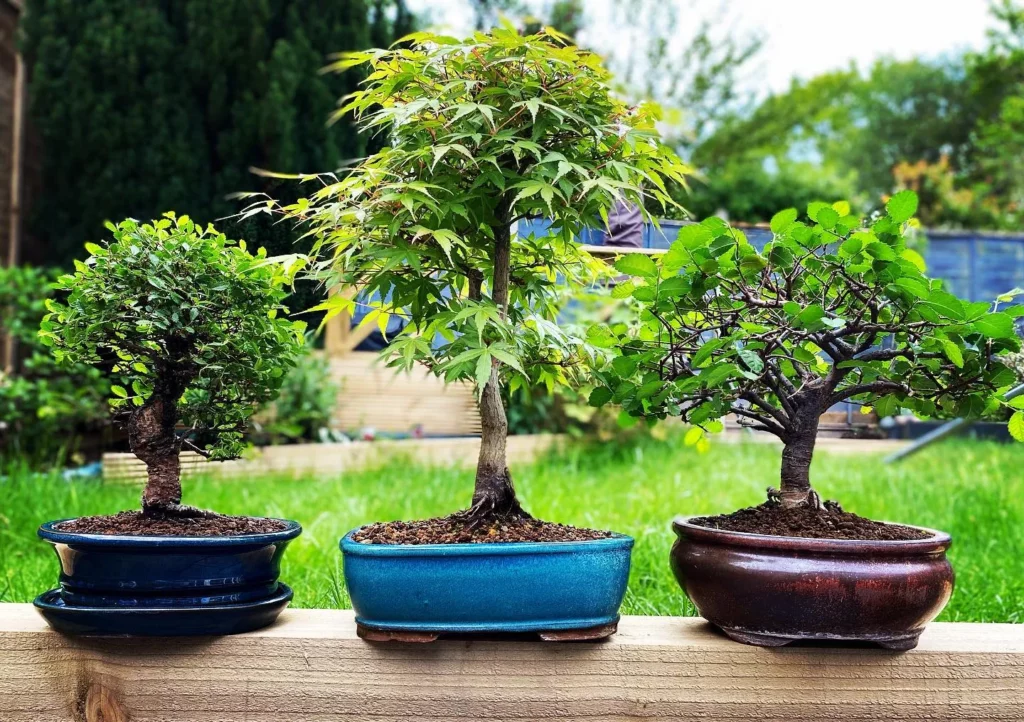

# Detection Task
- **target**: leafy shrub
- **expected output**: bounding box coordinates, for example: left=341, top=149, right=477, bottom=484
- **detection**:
left=591, top=191, right=1022, bottom=508
left=250, top=347, right=342, bottom=445
left=0, top=266, right=109, bottom=465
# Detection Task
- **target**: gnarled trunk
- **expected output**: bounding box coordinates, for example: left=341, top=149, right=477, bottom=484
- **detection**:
left=130, top=394, right=183, bottom=514
left=779, top=404, right=822, bottom=509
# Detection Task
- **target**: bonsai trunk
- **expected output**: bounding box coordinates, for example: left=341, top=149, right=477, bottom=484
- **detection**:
left=467, top=219, right=529, bottom=523
left=130, top=377, right=215, bottom=519
left=132, top=393, right=183, bottom=514
left=778, top=413, right=821, bottom=509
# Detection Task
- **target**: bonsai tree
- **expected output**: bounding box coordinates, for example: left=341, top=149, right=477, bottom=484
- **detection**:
left=40, top=214, right=305, bottom=520
left=261, top=27, right=688, bottom=527
left=590, top=191, right=1022, bottom=510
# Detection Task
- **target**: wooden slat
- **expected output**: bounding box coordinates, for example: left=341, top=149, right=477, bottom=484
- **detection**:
left=329, top=351, right=481, bottom=436
left=2, top=605, right=1022, bottom=721
left=102, top=434, right=563, bottom=483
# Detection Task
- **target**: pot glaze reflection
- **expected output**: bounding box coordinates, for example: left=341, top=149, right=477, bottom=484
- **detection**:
left=670, top=516, right=953, bottom=650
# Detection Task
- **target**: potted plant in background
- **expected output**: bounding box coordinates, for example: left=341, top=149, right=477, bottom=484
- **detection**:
left=592, top=190, right=1022, bottom=649
left=264, top=26, right=689, bottom=640
left=35, top=214, right=306, bottom=636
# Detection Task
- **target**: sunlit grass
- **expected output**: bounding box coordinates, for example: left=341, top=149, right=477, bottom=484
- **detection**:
left=2, top=437, right=1022, bottom=622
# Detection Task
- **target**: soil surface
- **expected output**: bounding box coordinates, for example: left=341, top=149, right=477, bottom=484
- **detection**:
left=690, top=502, right=931, bottom=541
left=55, top=511, right=288, bottom=537
left=353, top=515, right=614, bottom=544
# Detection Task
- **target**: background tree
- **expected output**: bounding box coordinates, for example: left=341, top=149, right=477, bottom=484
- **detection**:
left=20, top=0, right=414, bottom=267
left=265, top=27, right=688, bottom=522
left=40, top=215, right=305, bottom=517
left=590, top=191, right=1021, bottom=508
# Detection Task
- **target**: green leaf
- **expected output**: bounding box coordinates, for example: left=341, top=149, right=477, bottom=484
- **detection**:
left=769, top=208, right=798, bottom=235
left=111, top=385, right=129, bottom=398
left=815, top=206, right=839, bottom=230
left=795, top=304, right=825, bottom=327
left=974, top=312, right=1016, bottom=339
left=474, top=352, right=493, bottom=391
left=1010, top=411, right=1024, bottom=442
left=588, top=386, right=613, bottom=408
left=940, top=339, right=964, bottom=368
left=886, top=189, right=919, bottom=224
left=613, top=253, right=658, bottom=279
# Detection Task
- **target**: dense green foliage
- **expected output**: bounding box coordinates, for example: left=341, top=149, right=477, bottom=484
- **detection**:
left=590, top=191, right=1021, bottom=499
left=39, top=215, right=306, bottom=460
left=20, top=0, right=413, bottom=267
left=4, top=437, right=1024, bottom=622
left=0, top=267, right=108, bottom=463
left=268, top=26, right=687, bottom=413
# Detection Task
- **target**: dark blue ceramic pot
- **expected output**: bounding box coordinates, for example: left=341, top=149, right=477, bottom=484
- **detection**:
left=34, top=518, right=301, bottom=635
left=341, top=531, right=633, bottom=639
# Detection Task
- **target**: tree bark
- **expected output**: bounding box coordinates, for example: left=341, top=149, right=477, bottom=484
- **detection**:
left=467, top=219, right=528, bottom=521
left=779, top=412, right=821, bottom=509
left=131, top=394, right=183, bottom=514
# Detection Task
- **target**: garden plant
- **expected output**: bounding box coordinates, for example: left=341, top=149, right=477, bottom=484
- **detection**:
left=589, top=190, right=1023, bottom=647
left=266, top=25, right=689, bottom=542
left=39, top=214, right=306, bottom=533
left=592, top=190, right=1021, bottom=530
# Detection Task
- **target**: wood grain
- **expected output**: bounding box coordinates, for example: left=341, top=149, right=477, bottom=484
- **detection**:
left=2, top=605, right=1022, bottom=721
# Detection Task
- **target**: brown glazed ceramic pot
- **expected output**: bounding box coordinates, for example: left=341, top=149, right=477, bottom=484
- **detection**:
left=670, top=516, right=954, bottom=650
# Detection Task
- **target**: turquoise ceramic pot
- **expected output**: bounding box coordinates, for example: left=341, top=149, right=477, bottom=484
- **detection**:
left=340, top=531, right=633, bottom=635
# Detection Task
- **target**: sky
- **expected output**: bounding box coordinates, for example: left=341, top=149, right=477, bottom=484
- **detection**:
left=407, top=0, right=998, bottom=94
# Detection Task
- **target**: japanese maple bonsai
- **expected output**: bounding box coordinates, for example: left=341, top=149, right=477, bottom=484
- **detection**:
left=265, top=26, right=688, bottom=639
left=33, top=215, right=306, bottom=636
left=592, top=190, right=1022, bottom=648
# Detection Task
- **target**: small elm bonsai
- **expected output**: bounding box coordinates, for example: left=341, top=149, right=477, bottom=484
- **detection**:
left=263, top=27, right=688, bottom=539
left=591, top=191, right=1021, bottom=533
left=40, top=214, right=305, bottom=532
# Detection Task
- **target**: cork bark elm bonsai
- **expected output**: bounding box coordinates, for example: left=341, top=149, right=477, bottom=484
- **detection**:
left=262, top=26, right=687, bottom=537
left=39, top=214, right=307, bottom=529
left=34, top=215, right=305, bottom=635
left=590, top=191, right=1022, bottom=647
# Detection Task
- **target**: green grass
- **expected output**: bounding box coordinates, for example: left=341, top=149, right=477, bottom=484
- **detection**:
left=2, top=437, right=1023, bottom=622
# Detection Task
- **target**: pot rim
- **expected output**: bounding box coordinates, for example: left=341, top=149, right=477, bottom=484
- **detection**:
left=672, top=515, right=951, bottom=556
left=340, top=529, right=634, bottom=556
left=38, top=518, right=302, bottom=547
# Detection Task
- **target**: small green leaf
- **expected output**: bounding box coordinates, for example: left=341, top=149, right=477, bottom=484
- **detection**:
left=940, top=339, right=964, bottom=368
left=111, top=385, right=129, bottom=398
left=588, top=386, right=613, bottom=408
left=886, top=189, right=919, bottom=224
left=974, top=313, right=1016, bottom=339
left=815, top=206, right=839, bottom=230
left=613, top=253, right=658, bottom=278
left=1010, top=411, right=1024, bottom=442
left=769, top=208, right=798, bottom=235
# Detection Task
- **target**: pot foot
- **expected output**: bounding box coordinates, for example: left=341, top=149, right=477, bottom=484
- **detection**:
left=538, top=622, right=618, bottom=642
left=356, top=624, right=440, bottom=643
left=719, top=627, right=793, bottom=647
left=876, top=634, right=921, bottom=651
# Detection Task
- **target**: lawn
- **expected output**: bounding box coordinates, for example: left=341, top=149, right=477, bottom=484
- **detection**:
left=1, top=436, right=1022, bottom=622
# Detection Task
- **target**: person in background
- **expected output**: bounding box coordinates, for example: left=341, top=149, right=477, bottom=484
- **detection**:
left=604, top=198, right=644, bottom=248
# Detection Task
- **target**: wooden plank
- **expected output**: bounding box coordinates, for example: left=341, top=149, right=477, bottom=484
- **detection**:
left=2, top=605, right=1022, bottom=721
left=330, top=351, right=481, bottom=436
left=102, top=434, right=563, bottom=483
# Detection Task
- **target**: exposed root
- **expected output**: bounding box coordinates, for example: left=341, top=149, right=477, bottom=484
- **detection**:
left=142, top=502, right=223, bottom=520
left=767, top=487, right=834, bottom=511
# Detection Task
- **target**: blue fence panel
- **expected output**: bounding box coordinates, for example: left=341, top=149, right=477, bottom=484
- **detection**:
left=559, top=219, right=1024, bottom=303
